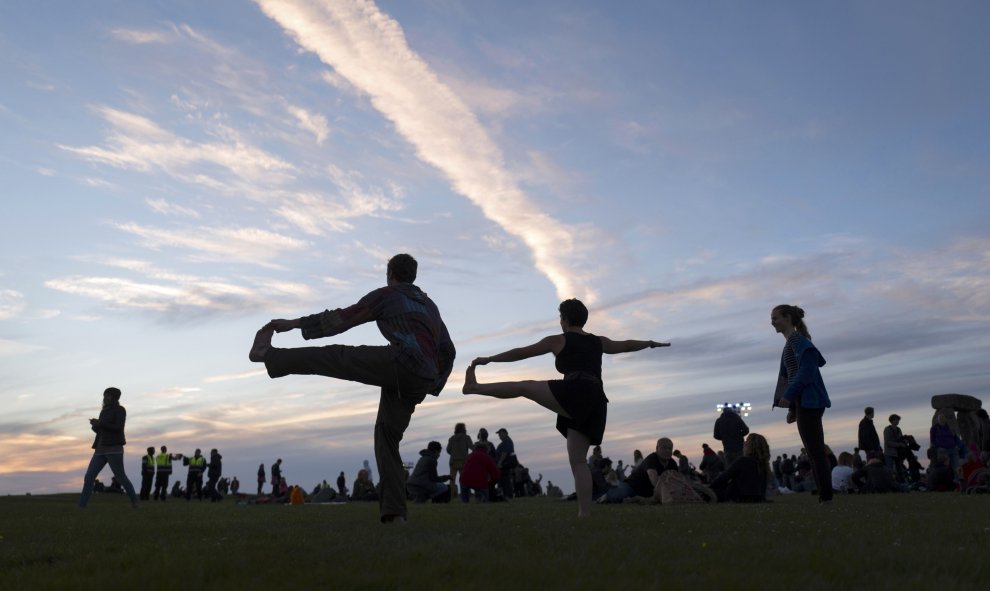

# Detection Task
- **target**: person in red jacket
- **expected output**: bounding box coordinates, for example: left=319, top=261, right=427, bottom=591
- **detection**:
left=459, top=442, right=500, bottom=502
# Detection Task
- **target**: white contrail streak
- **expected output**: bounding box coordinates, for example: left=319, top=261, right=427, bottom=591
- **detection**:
left=255, top=0, right=593, bottom=301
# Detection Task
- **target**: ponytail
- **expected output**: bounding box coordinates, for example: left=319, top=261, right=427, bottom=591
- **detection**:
left=773, top=304, right=811, bottom=340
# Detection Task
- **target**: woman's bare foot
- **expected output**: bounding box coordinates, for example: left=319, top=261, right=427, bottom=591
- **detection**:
left=462, top=365, right=478, bottom=395
left=249, top=324, right=274, bottom=362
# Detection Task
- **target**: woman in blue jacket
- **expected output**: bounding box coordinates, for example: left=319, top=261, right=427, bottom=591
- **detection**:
left=771, top=304, right=833, bottom=503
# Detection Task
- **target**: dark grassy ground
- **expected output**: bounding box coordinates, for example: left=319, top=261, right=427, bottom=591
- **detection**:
left=0, top=492, right=987, bottom=590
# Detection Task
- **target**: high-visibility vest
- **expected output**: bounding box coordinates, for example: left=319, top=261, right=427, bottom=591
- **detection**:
left=188, top=456, right=206, bottom=473
left=143, top=454, right=156, bottom=472
left=156, top=453, right=172, bottom=473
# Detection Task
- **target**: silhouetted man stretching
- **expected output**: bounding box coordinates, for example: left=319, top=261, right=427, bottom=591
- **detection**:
left=250, top=253, right=455, bottom=524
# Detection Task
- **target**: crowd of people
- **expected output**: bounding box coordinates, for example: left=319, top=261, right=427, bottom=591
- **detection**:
left=79, top=254, right=988, bottom=520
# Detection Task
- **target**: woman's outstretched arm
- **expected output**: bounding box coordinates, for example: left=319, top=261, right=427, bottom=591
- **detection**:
left=600, top=337, right=670, bottom=355
left=471, top=335, right=563, bottom=366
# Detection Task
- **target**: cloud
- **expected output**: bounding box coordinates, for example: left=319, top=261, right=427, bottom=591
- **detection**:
left=0, top=338, right=47, bottom=356
left=275, top=165, right=404, bottom=234
left=203, top=369, right=268, bottom=384
left=111, top=28, right=172, bottom=45
left=255, top=0, right=595, bottom=301
left=59, top=106, right=297, bottom=187
left=113, top=221, right=309, bottom=264
left=146, top=198, right=201, bottom=218
left=0, top=289, right=25, bottom=320
left=44, top=259, right=316, bottom=317
left=287, top=105, right=330, bottom=144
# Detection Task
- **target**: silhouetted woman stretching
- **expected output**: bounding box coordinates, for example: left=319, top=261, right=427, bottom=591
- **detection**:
left=463, top=299, right=669, bottom=517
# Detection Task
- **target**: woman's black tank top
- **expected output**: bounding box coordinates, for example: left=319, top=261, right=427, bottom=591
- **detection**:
left=554, top=332, right=603, bottom=379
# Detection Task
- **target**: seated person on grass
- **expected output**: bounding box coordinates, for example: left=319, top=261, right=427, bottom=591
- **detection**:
left=710, top=433, right=771, bottom=503
left=597, top=438, right=677, bottom=503
left=852, top=451, right=906, bottom=493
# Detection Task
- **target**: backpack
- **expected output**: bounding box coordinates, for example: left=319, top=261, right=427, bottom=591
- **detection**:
left=653, top=470, right=704, bottom=504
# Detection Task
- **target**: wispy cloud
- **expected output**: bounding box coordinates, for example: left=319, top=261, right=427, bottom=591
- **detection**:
left=44, top=259, right=316, bottom=316
left=203, top=369, right=268, bottom=384
left=255, top=0, right=595, bottom=301
left=0, top=338, right=47, bottom=356
left=146, top=198, right=201, bottom=218
left=0, top=289, right=25, bottom=320
left=287, top=105, right=330, bottom=144
left=113, top=221, right=309, bottom=264
left=59, top=106, right=297, bottom=186
left=275, top=165, right=404, bottom=234
left=111, top=28, right=172, bottom=45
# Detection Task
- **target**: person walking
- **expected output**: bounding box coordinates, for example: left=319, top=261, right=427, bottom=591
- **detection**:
left=256, top=463, right=266, bottom=496
left=463, top=298, right=669, bottom=517
left=770, top=304, right=833, bottom=503
left=249, top=253, right=456, bottom=524
left=78, top=387, right=140, bottom=509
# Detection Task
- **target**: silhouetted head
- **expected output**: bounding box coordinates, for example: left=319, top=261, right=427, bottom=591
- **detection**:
left=102, top=387, right=122, bottom=407
left=655, top=438, right=673, bottom=460
left=864, top=407, right=874, bottom=418
left=427, top=441, right=442, bottom=455
left=387, top=253, right=417, bottom=283
left=147, top=447, right=155, bottom=455
left=889, top=414, right=900, bottom=425
left=454, top=422, right=466, bottom=434
left=771, top=304, right=811, bottom=339
left=558, top=299, right=588, bottom=328
left=743, top=433, right=769, bottom=462
left=478, top=428, right=489, bottom=440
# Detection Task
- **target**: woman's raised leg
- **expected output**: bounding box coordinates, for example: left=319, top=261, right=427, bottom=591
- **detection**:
left=463, top=366, right=569, bottom=416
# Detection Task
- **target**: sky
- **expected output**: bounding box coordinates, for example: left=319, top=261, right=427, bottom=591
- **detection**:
left=1, top=0, right=988, bottom=496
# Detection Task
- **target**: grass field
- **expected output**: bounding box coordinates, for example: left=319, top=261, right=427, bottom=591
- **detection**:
left=1, top=492, right=987, bottom=590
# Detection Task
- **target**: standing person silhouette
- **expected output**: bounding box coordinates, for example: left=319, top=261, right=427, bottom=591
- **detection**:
left=462, top=298, right=669, bottom=517
left=256, top=463, right=266, bottom=496
left=770, top=304, right=833, bottom=503
left=78, top=387, right=140, bottom=509
left=249, top=253, right=455, bottom=524
left=446, top=423, right=473, bottom=498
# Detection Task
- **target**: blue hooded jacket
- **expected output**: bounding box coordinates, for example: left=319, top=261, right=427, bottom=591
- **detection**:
left=774, top=333, right=831, bottom=410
